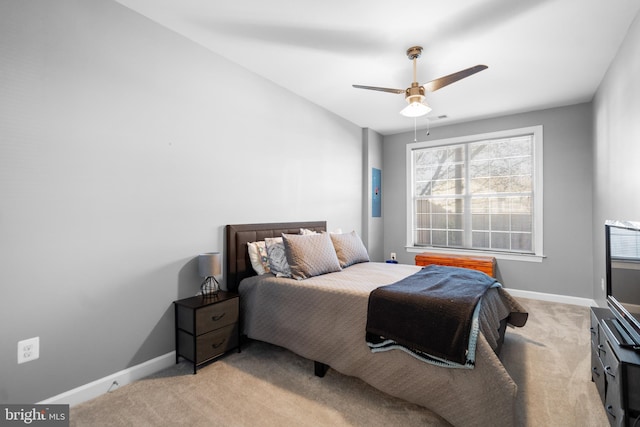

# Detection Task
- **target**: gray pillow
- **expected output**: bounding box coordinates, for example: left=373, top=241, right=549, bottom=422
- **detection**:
left=330, top=231, right=370, bottom=268
left=282, top=233, right=341, bottom=280
left=265, top=237, right=291, bottom=278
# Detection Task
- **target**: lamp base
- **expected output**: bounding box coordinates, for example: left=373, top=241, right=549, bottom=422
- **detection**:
left=200, top=276, right=220, bottom=297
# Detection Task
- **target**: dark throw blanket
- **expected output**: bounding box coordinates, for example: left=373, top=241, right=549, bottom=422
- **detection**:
left=366, top=265, right=498, bottom=368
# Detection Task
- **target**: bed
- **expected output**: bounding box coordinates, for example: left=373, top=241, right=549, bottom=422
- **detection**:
left=225, top=221, right=527, bottom=427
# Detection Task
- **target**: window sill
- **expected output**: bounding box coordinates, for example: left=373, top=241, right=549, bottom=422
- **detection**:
left=405, top=247, right=545, bottom=263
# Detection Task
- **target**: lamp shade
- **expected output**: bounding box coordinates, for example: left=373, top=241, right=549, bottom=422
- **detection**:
left=400, top=101, right=432, bottom=118
left=198, top=252, right=221, bottom=277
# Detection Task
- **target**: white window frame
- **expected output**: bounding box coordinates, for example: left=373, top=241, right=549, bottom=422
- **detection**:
left=406, top=126, right=544, bottom=262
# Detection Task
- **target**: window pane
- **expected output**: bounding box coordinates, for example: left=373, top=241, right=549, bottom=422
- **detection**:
left=511, top=214, right=532, bottom=232
left=511, top=196, right=532, bottom=213
left=510, top=175, right=532, bottom=192
left=416, top=198, right=430, bottom=212
left=415, top=182, right=430, bottom=196
left=469, top=144, right=491, bottom=160
left=415, top=230, right=431, bottom=246
left=491, top=232, right=510, bottom=250
left=471, top=197, right=490, bottom=213
left=448, top=230, right=463, bottom=246
left=472, top=231, right=490, bottom=248
left=509, top=136, right=533, bottom=156
left=432, top=213, right=447, bottom=229
left=491, top=198, right=509, bottom=213
left=472, top=214, right=490, bottom=230
left=470, top=160, right=489, bottom=178
left=448, top=213, right=463, bottom=229
left=416, top=213, right=429, bottom=228
left=490, top=176, right=511, bottom=193
left=470, top=177, right=490, bottom=194
left=511, top=233, right=532, bottom=252
left=511, top=156, right=531, bottom=175
left=432, top=230, right=447, bottom=246
left=492, top=159, right=509, bottom=176
left=491, top=214, right=510, bottom=232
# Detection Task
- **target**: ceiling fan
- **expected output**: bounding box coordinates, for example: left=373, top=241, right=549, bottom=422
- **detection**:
left=353, top=46, right=487, bottom=118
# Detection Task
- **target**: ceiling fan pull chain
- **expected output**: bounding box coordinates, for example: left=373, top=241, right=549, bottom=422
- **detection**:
left=414, top=117, right=417, bottom=141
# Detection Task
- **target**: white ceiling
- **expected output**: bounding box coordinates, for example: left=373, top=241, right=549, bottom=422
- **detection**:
left=115, top=0, right=640, bottom=135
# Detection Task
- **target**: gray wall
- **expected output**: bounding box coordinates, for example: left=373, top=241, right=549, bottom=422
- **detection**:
left=383, top=103, right=594, bottom=299
left=592, top=12, right=640, bottom=303
left=0, top=1, right=362, bottom=404
left=362, top=128, right=384, bottom=262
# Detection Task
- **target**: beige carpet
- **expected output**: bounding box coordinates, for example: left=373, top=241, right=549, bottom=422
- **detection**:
left=70, top=298, right=608, bottom=426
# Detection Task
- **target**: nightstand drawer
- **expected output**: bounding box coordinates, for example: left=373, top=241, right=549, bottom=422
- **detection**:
left=176, top=297, right=239, bottom=335
left=197, top=323, right=239, bottom=362
left=194, top=298, right=239, bottom=335
left=177, top=323, right=239, bottom=363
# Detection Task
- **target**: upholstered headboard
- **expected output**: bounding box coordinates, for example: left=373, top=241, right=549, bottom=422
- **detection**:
left=225, top=221, right=327, bottom=292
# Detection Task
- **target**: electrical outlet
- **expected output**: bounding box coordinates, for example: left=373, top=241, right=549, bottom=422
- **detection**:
left=390, top=252, right=397, bottom=261
left=18, top=337, right=39, bottom=364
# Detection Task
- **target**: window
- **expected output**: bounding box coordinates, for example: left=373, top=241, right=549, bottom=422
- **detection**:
left=406, top=126, right=543, bottom=258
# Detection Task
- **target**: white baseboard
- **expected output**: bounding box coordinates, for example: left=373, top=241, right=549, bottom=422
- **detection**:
left=506, top=288, right=600, bottom=307
left=39, top=351, right=176, bottom=407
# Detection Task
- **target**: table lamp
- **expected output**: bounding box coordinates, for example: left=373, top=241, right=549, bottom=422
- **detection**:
left=198, top=252, right=221, bottom=296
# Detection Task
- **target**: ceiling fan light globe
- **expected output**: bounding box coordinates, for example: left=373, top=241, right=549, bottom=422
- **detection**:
left=400, top=102, right=432, bottom=118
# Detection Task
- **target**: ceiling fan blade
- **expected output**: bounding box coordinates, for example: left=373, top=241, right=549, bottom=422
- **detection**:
left=352, top=84, right=405, bottom=94
left=423, top=65, right=488, bottom=92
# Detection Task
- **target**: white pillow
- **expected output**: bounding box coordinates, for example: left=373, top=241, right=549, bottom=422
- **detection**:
left=300, top=228, right=319, bottom=235
left=247, top=241, right=270, bottom=275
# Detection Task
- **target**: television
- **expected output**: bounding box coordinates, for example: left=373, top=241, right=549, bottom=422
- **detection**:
left=605, top=220, right=640, bottom=350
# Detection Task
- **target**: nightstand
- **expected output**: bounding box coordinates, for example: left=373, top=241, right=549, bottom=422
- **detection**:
left=174, top=291, right=240, bottom=374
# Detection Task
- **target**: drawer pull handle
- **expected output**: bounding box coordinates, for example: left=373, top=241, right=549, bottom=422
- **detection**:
left=591, top=367, right=600, bottom=378
left=605, top=366, right=616, bottom=378
left=605, top=405, right=616, bottom=419
left=211, top=313, right=226, bottom=322
left=211, top=338, right=226, bottom=349
left=597, top=344, right=606, bottom=355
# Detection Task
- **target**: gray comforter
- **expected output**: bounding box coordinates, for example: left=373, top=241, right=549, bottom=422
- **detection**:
left=238, top=262, right=527, bottom=427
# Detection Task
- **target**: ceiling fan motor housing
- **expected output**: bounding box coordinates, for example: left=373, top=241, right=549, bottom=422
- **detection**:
left=405, top=82, right=425, bottom=104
